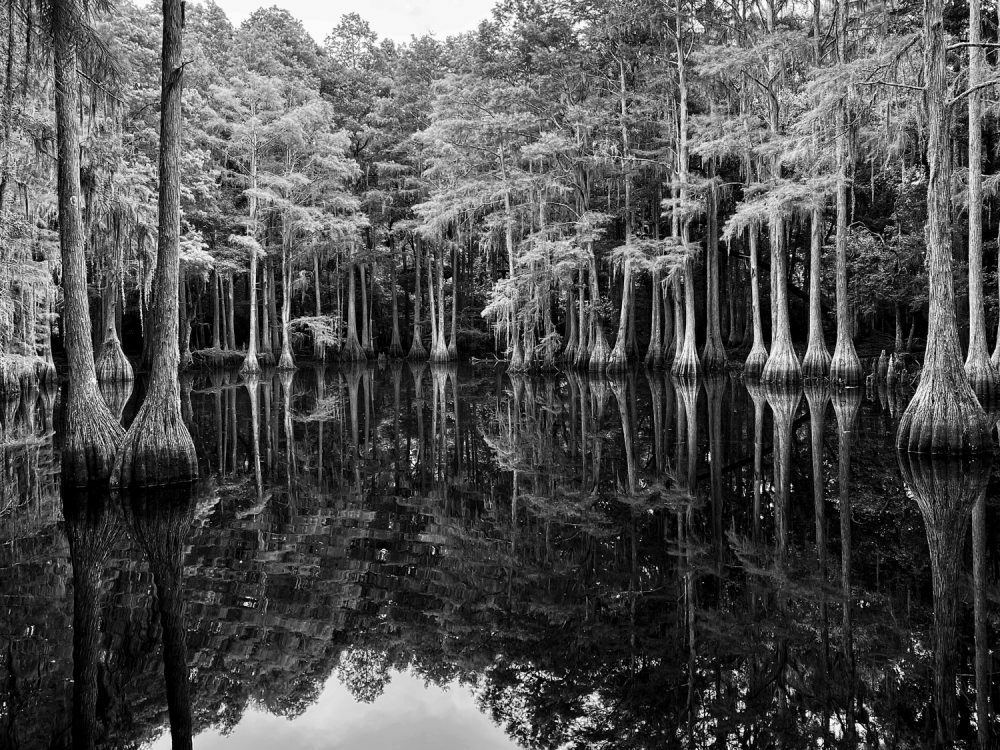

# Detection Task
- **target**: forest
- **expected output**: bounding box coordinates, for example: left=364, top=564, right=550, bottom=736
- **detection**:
left=2, top=0, right=1000, bottom=489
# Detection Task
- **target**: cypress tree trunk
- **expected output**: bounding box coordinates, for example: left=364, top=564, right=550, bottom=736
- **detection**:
left=671, top=276, right=685, bottom=364
left=964, top=0, right=999, bottom=402
left=802, top=205, right=832, bottom=379
left=225, top=274, right=236, bottom=350
left=672, top=258, right=700, bottom=379
left=744, top=227, right=768, bottom=378
left=761, top=210, right=800, bottom=384
left=448, top=241, right=459, bottom=359
left=574, top=269, right=589, bottom=368
left=260, top=261, right=272, bottom=361
left=267, top=263, right=280, bottom=353
left=178, top=276, right=193, bottom=371
left=897, top=0, right=991, bottom=453
left=431, top=245, right=449, bottom=362
left=608, top=260, right=633, bottom=371
left=211, top=269, right=221, bottom=349
left=277, top=233, right=295, bottom=370
left=829, top=0, right=863, bottom=386
left=240, top=249, right=260, bottom=374
left=587, top=250, right=611, bottom=371
left=111, top=0, right=196, bottom=486
left=408, top=238, right=427, bottom=359
left=701, top=164, right=726, bottom=371
left=894, top=303, right=904, bottom=353
left=645, top=268, right=663, bottom=367
left=343, top=262, right=364, bottom=360
left=564, top=282, right=578, bottom=364
left=360, top=264, right=374, bottom=358
left=389, top=257, right=403, bottom=358
left=52, top=0, right=123, bottom=483
left=95, top=273, right=133, bottom=382
left=662, top=280, right=675, bottom=363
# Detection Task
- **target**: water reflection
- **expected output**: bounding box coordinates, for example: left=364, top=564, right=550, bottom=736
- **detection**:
left=0, top=368, right=998, bottom=747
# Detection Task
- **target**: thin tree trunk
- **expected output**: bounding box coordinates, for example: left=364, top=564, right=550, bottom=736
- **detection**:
left=389, top=255, right=403, bottom=357
left=277, top=234, right=294, bottom=369
left=408, top=238, right=426, bottom=359
left=343, top=261, right=364, bottom=360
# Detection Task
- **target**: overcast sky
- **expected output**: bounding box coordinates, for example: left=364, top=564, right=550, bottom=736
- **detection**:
left=209, top=0, right=498, bottom=44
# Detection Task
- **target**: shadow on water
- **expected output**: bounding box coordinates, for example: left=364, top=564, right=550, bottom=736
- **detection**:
left=0, top=366, right=999, bottom=747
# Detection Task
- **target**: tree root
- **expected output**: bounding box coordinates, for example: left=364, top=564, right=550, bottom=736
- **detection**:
left=897, top=372, right=992, bottom=454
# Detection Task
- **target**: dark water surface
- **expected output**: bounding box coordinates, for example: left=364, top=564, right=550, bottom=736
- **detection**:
left=1, top=364, right=998, bottom=748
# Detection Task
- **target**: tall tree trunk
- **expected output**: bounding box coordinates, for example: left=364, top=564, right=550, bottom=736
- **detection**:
left=744, top=228, right=769, bottom=378
left=964, top=0, right=999, bottom=402
left=277, top=233, right=294, bottom=370
left=111, top=0, right=196, bottom=486
left=408, top=238, right=427, bottom=359
left=608, top=260, right=634, bottom=371
left=829, top=0, right=863, bottom=386
left=360, top=263, right=373, bottom=357
left=897, top=0, right=991, bottom=452
left=241, top=249, right=260, bottom=374
left=587, top=249, right=611, bottom=371
left=225, top=274, right=236, bottom=350
left=267, top=263, right=280, bottom=353
left=52, top=0, right=123, bottom=483
left=802, top=205, right=832, bottom=378
left=701, top=162, right=726, bottom=370
left=389, top=255, right=403, bottom=357
left=343, top=262, right=364, bottom=360
left=431, top=245, right=449, bottom=362
left=645, top=267, right=663, bottom=367
left=178, top=275, right=193, bottom=371
left=671, top=0, right=699, bottom=379
left=211, top=269, right=221, bottom=349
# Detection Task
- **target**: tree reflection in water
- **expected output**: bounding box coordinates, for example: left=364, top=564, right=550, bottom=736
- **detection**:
left=0, top=367, right=998, bottom=747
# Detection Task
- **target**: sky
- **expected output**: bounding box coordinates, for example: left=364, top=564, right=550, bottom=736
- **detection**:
left=149, top=671, right=520, bottom=750
left=209, top=0, right=498, bottom=44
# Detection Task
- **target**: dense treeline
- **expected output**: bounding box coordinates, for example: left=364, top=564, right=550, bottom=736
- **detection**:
left=3, top=0, right=1000, bottom=479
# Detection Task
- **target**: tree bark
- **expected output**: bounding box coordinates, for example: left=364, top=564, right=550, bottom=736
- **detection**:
left=111, top=0, right=196, bottom=486
left=896, top=0, right=991, bottom=453
left=964, top=0, right=999, bottom=402
left=408, top=237, right=427, bottom=359
left=802, top=205, right=832, bottom=378
left=52, top=0, right=123, bottom=483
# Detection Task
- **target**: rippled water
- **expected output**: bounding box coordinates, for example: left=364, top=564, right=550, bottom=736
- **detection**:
left=0, top=364, right=996, bottom=748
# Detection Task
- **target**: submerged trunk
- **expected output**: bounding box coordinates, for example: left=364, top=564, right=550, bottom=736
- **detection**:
left=53, top=0, right=124, bottom=483
left=389, top=257, right=403, bottom=357
left=111, top=0, right=196, bottom=486
left=761, top=210, right=800, bottom=384
left=672, top=258, right=699, bottom=379
left=430, top=245, right=449, bottom=362
left=897, top=0, right=990, bottom=452
left=361, top=264, right=374, bottom=358
left=645, top=268, right=663, bottom=367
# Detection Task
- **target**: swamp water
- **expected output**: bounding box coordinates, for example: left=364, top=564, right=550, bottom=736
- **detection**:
left=0, top=364, right=997, bottom=748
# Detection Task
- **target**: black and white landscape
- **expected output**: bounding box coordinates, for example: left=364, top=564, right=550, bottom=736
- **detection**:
left=1, top=0, right=1000, bottom=746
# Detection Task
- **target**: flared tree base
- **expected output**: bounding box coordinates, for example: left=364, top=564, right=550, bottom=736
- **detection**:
left=95, top=339, right=134, bottom=382
left=277, top=347, right=296, bottom=370
left=743, top=344, right=768, bottom=380
left=588, top=329, right=611, bottom=373
left=407, top=338, right=427, bottom=360
left=830, top=342, right=863, bottom=387
left=671, top=344, right=700, bottom=380
left=62, top=387, right=125, bottom=486
left=240, top=352, right=261, bottom=377
left=606, top=343, right=629, bottom=373
left=99, top=379, right=134, bottom=422
left=430, top=340, right=451, bottom=364
left=801, top=345, right=832, bottom=381
left=964, top=353, right=1000, bottom=408
left=389, top=339, right=404, bottom=359
left=761, top=344, right=801, bottom=386
left=896, top=375, right=993, bottom=454
left=342, top=335, right=366, bottom=362
left=700, top=341, right=727, bottom=373
left=111, top=399, right=197, bottom=487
